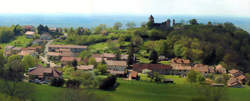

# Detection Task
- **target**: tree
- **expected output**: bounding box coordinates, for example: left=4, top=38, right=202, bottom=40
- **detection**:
left=115, top=50, right=121, bottom=60
left=0, top=55, right=33, bottom=99
left=99, top=75, right=117, bottom=90
left=149, top=50, right=158, bottom=64
left=13, top=25, right=23, bottom=36
left=88, top=57, right=97, bottom=66
left=113, top=22, right=123, bottom=30
left=37, top=24, right=44, bottom=34
left=51, top=78, right=65, bottom=87
left=96, top=63, right=107, bottom=75
left=4, top=55, right=25, bottom=81
left=72, top=59, right=78, bottom=71
left=187, top=70, right=198, bottom=84
left=127, top=44, right=135, bottom=66
left=71, top=71, right=98, bottom=88
left=94, top=24, right=107, bottom=34
left=148, top=72, right=163, bottom=83
left=0, top=50, right=6, bottom=75
left=22, top=55, right=37, bottom=71
left=189, top=19, right=198, bottom=25
left=131, top=35, right=143, bottom=48
left=62, top=65, right=74, bottom=79
left=66, top=80, right=81, bottom=89
left=126, top=22, right=136, bottom=29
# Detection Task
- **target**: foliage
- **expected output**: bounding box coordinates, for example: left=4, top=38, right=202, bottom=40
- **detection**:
left=0, top=27, right=15, bottom=43
left=148, top=72, right=164, bottom=83
left=99, top=75, right=117, bottom=90
left=51, top=78, right=65, bottom=87
left=62, top=66, right=74, bottom=79
left=22, top=55, right=37, bottom=71
left=66, top=80, right=81, bottom=89
left=149, top=50, right=158, bottom=64
left=113, top=22, right=123, bottom=30
left=71, top=71, right=98, bottom=88
left=187, top=70, right=199, bottom=84
left=96, top=63, right=107, bottom=75
left=126, top=22, right=136, bottom=29
left=88, top=57, right=97, bottom=66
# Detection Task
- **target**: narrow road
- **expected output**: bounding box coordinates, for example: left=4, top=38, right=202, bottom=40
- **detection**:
left=40, top=40, right=58, bottom=68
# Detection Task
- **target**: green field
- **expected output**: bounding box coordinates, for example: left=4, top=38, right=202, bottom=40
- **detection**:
left=31, top=76, right=250, bottom=101
left=0, top=35, right=33, bottom=50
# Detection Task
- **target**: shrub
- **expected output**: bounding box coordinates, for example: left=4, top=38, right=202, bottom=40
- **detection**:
left=99, top=75, right=117, bottom=90
left=66, top=79, right=81, bottom=88
left=50, top=78, right=65, bottom=87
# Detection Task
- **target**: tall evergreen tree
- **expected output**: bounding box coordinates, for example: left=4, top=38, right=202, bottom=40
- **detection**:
left=149, top=50, right=158, bottom=64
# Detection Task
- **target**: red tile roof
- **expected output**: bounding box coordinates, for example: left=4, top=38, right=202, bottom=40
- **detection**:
left=28, top=67, right=61, bottom=78
left=60, top=57, right=81, bottom=62
left=132, top=64, right=172, bottom=73
left=77, top=65, right=94, bottom=70
left=106, top=60, right=127, bottom=66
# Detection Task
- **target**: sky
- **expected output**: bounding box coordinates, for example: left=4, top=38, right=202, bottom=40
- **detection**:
left=0, top=0, right=250, bottom=17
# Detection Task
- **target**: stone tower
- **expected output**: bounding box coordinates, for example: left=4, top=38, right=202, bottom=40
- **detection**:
left=149, top=15, right=155, bottom=24
left=173, top=19, right=176, bottom=26
left=166, top=19, right=171, bottom=27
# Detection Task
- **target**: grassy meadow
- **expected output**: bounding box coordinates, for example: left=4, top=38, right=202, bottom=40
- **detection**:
left=30, top=75, right=250, bottom=101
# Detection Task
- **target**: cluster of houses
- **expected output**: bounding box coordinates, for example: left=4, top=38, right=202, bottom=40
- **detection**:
left=24, top=25, right=53, bottom=40
left=227, top=69, right=248, bottom=88
left=4, top=45, right=42, bottom=57
left=47, top=44, right=87, bottom=66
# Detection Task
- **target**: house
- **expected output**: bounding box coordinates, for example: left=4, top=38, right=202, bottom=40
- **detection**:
left=32, top=39, right=44, bottom=46
left=228, top=69, right=247, bottom=84
left=192, top=64, right=215, bottom=75
left=4, top=46, right=22, bottom=57
left=171, top=58, right=191, bottom=65
left=170, top=64, right=192, bottom=75
left=132, top=64, right=172, bottom=75
left=229, top=69, right=243, bottom=77
left=60, top=57, right=81, bottom=66
left=227, top=77, right=242, bottom=88
left=120, top=54, right=128, bottom=60
left=18, top=49, right=36, bottom=56
left=215, top=64, right=227, bottom=74
left=48, top=45, right=87, bottom=53
left=40, top=33, right=52, bottom=40
left=77, top=65, right=94, bottom=71
left=102, top=53, right=116, bottom=60
left=25, top=31, right=35, bottom=39
left=4, top=45, right=15, bottom=56
left=47, top=52, right=61, bottom=60
left=28, top=66, right=61, bottom=81
left=106, top=60, right=127, bottom=75
left=49, top=27, right=57, bottom=32
left=170, top=58, right=192, bottom=75
left=23, top=25, right=34, bottom=32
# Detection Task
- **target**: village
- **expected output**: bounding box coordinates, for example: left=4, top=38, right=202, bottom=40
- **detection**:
left=2, top=24, right=248, bottom=89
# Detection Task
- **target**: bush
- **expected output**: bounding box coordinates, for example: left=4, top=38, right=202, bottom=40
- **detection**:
left=50, top=78, right=65, bottom=87
left=66, top=79, right=81, bottom=88
left=99, top=75, right=117, bottom=90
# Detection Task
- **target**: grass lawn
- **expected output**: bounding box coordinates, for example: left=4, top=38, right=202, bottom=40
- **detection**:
left=88, top=42, right=109, bottom=53
left=31, top=76, right=250, bottom=101
left=160, top=61, right=171, bottom=65
left=0, top=35, right=33, bottom=50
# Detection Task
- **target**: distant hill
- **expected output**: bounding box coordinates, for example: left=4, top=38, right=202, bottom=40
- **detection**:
left=0, top=14, right=249, bottom=33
